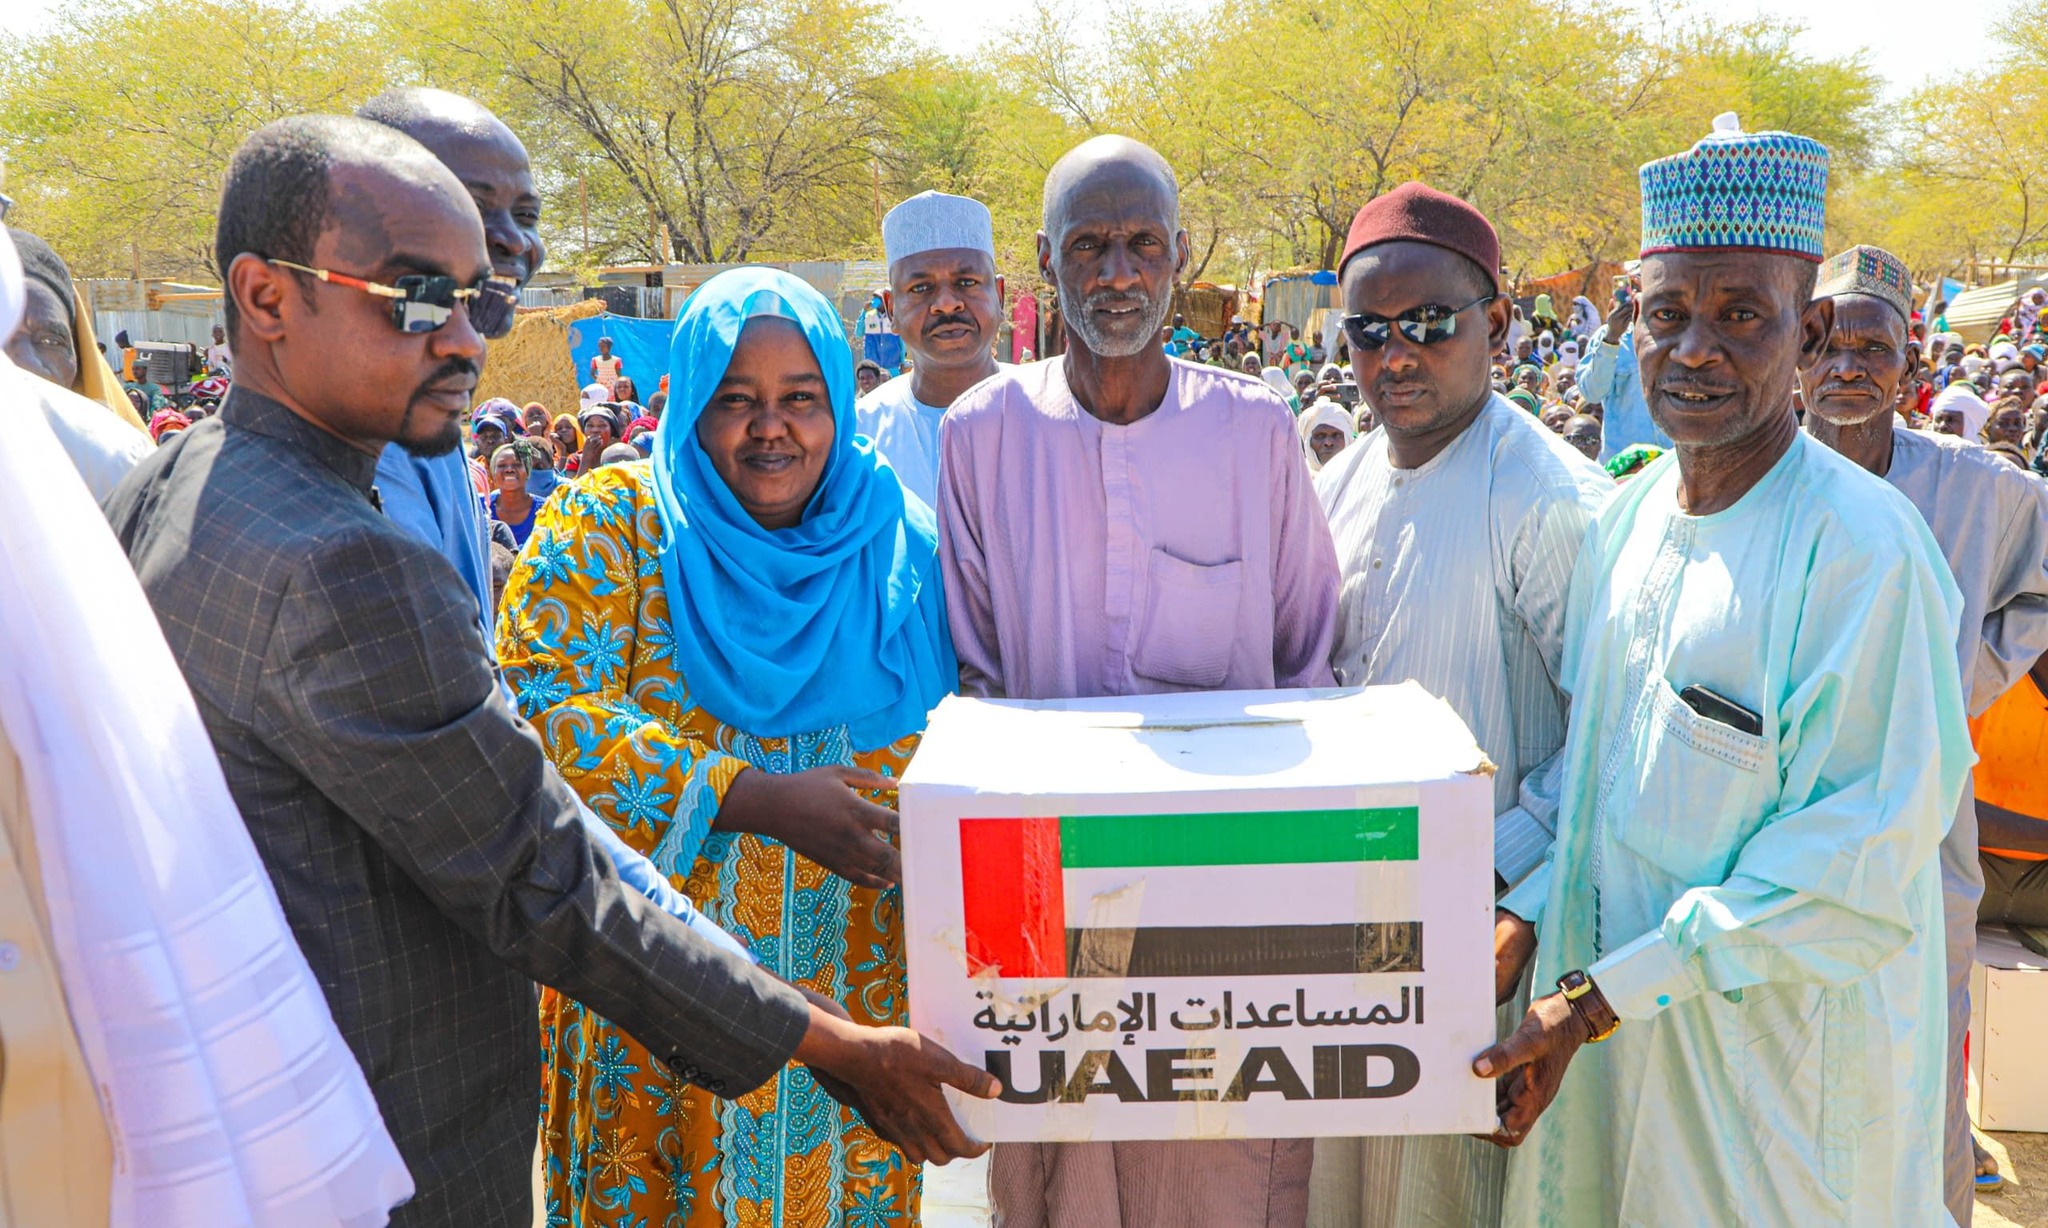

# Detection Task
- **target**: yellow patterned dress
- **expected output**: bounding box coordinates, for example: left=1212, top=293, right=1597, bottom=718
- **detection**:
left=498, top=463, right=919, bottom=1228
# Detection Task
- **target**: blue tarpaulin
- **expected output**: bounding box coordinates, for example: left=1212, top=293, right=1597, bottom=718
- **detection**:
left=567, top=312, right=675, bottom=400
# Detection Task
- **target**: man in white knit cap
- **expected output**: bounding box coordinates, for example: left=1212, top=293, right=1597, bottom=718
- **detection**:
left=856, top=189, right=1004, bottom=507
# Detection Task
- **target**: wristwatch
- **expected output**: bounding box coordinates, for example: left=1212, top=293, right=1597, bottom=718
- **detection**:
left=1557, top=970, right=1619, bottom=1044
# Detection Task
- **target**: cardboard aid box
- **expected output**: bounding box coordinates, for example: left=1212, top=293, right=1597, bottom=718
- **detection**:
left=901, top=684, right=1497, bottom=1142
left=1968, top=923, right=2048, bottom=1132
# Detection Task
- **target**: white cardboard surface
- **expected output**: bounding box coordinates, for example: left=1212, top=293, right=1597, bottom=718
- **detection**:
left=1969, top=924, right=2048, bottom=1132
left=902, top=684, right=1497, bottom=1142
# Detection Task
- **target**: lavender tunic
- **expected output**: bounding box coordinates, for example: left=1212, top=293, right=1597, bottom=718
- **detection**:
left=938, top=356, right=1338, bottom=702
left=936, top=355, right=1340, bottom=1228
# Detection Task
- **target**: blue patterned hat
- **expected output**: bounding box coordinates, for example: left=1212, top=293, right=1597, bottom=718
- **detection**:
left=1639, top=113, right=1829, bottom=262
left=1815, top=245, right=1913, bottom=322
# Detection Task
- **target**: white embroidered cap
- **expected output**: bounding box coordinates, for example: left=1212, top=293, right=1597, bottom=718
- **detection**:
left=882, top=190, right=995, bottom=266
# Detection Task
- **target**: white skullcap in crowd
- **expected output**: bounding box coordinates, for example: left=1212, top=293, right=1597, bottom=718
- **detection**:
left=1298, top=397, right=1356, bottom=474
left=882, top=190, right=995, bottom=266
left=1931, top=382, right=1991, bottom=438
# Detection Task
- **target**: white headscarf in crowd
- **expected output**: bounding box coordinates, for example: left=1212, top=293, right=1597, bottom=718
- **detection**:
left=2019, top=288, right=2047, bottom=337
left=1506, top=307, right=1529, bottom=355
left=0, top=228, right=412, bottom=1227
left=1930, top=381, right=1991, bottom=439
left=1535, top=329, right=1556, bottom=362
left=1261, top=365, right=1294, bottom=397
left=1556, top=338, right=1581, bottom=371
left=1568, top=295, right=1601, bottom=340
left=1298, top=397, right=1355, bottom=472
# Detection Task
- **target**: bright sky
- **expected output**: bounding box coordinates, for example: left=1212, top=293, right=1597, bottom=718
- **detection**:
left=876, top=0, right=1993, bottom=98
left=0, top=0, right=1995, bottom=96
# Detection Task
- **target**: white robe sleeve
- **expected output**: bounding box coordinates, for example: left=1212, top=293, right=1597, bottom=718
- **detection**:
left=1590, top=537, right=1970, bottom=1020
left=1491, top=466, right=1601, bottom=888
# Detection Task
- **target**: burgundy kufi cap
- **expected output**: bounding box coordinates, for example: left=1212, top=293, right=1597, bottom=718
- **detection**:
left=1339, top=182, right=1500, bottom=288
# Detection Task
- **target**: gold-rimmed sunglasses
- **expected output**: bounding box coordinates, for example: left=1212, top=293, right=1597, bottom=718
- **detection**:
left=266, top=258, right=517, bottom=339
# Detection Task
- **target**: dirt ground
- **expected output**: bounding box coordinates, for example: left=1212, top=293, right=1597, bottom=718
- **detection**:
left=548, top=1131, right=2048, bottom=1226
left=1977, top=1133, right=2048, bottom=1227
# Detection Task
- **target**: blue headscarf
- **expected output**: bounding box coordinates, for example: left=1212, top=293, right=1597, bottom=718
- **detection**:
left=650, top=267, right=954, bottom=750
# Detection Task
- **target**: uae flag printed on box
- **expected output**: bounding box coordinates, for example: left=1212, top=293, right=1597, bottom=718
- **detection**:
left=900, top=686, right=1498, bottom=1142
left=959, top=808, right=1424, bottom=980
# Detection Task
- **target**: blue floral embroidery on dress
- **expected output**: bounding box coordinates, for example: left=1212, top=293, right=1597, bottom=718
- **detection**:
left=525, top=527, right=579, bottom=590
left=603, top=766, right=676, bottom=838
left=515, top=666, right=573, bottom=720
left=594, top=697, right=646, bottom=743
left=590, top=1034, right=642, bottom=1103
left=565, top=720, right=612, bottom=775
left=846, top=1183, right=904, bottom=1228
left=856, top=938, right=901, bottom=1020
left=640, top=618, right=683, bottom=670
left=567, top=614, right=630, bottom=689
left=636, top=671, right=689, bottom=713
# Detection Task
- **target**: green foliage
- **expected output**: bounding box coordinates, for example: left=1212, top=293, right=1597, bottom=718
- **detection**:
left=1875, top=1, right=2048, bottom=275
left=937, top=0, right=1888, bottom=288
left=386, top=0, right=905, bottom=264
left=0, top=0, right=1908, bottom=290
left=0, top=0, right=394, bottom=279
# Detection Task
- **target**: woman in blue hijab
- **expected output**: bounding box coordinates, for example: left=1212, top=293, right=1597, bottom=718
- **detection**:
left=499, top=268, right=953, bottom=1227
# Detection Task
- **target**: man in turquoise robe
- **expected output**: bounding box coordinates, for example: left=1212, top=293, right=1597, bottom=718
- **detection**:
left=1477, top=115, right=1972, bottom=1227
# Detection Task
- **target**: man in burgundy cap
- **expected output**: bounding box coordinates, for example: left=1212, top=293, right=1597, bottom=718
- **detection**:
left=1310, top=182, right=1610, bottom=1228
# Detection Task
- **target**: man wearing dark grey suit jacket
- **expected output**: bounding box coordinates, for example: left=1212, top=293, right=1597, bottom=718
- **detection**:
left=103, top=114, right=993, bottom=1228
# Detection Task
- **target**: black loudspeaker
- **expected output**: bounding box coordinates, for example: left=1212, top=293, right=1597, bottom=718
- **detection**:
left=137, top=342, right=191, bottom=385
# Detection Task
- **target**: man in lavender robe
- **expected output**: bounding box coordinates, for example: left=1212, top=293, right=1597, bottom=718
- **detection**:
left=936, top=133, right=1341, bottom=1228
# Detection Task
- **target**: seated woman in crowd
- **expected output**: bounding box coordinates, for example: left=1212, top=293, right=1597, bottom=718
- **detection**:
left=612, top=374, right=640, bottom=407
left=485, top=443, right=539, bottom=547
left=498, top=267, right=952, bottom=1228
left=548, top=409, right=581, bottom=472
left=575, top=403, right=619, bottom=473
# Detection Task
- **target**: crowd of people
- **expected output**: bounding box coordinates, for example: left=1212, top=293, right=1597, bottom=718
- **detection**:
left=2, top=82, right=2044, bottom=1228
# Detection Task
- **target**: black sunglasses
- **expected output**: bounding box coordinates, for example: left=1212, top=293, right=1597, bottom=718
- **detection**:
left=267, top=259, right=517, bottom=339
left=1342, top=293, right=1497, bottom=353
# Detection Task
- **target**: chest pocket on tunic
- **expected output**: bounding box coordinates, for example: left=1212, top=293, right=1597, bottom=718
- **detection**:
left=1613, top=676, right=1775, bottom=885
left=1131, top=549, right=1243, bottom=689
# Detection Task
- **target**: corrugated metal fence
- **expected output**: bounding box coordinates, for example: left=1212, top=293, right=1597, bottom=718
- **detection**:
left=1261, top=273, right=1341, bottom=332
left=81, top=279, right=223, bottom=349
